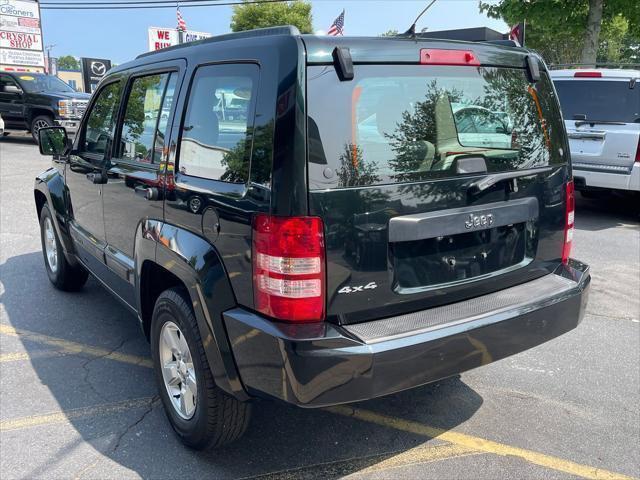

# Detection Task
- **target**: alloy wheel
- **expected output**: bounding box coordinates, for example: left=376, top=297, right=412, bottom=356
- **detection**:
left=43, top=217, right=58, bottom=273
left=159, top=321, right=197, bottom=419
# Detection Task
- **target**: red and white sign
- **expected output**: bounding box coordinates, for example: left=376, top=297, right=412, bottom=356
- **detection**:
left=0, top=0, right=44, bottom=69
left=148, top=27, right=178, bottom=51
left=0, top=30, right=42, bottom=50
left=148, top=26, right=211, bottom=52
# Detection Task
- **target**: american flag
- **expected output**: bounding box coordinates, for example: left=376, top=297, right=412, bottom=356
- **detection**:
left=327, top=10, right=344, bottom=36
left=177, top=8, right=187, bottom=32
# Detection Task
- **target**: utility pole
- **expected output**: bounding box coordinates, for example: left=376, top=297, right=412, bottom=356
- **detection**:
left=45, top=44, right=56, bottom=75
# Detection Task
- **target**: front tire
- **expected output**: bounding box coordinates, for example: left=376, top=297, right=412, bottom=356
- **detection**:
left=151, top=288, right=251, bottom=450
left=31, top=115, right=54, bottom=143
left=39, top=204, right=88, bottom=291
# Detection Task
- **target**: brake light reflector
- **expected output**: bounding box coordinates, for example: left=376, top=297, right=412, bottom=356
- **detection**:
left=252, top=214, right=325, bottom=322
left=420, top=49, right=480, bottom=66
left=562, top=180, right=575, bottom=264
left=574, top=71, right=602, bottom=78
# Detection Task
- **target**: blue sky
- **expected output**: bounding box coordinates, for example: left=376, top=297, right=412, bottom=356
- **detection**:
left=41, top=0, right=507, bottom=64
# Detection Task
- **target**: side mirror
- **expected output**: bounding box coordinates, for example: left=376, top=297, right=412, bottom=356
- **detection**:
left=39, top=127, right=70, bottom=156
left=3, top=85, right=22, bottom=95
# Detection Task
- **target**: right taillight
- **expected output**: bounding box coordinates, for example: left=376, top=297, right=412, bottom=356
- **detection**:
left=562, top=180, right=575, bottom=264
left=252, top=214, right=325, bottom=323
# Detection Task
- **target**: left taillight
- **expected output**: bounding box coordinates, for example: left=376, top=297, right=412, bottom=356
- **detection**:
left=562, top=180, right=575, bottom=264
left=252, top=214, right=325, bottom=323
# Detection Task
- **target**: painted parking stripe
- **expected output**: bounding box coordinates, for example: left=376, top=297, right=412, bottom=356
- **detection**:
left=0, top=350, right=71, bottom=363
left=0, top=324, right=152, bottom=368
left=1, top=323, right=635, bottom=479
left=326, top=405, right=638, bottom=480
left=0, top=397, right=154, bottom=432
left=242, top=443, right=480, bottom=479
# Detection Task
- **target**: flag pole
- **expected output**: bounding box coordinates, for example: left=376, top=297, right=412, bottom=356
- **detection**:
left=177, top=2, right=184, bottom=44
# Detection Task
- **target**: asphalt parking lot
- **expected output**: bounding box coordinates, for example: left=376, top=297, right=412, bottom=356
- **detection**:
left=1, top=134, right=639, bottom=480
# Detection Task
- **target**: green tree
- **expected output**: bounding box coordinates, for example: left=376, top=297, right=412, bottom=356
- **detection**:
left=480, top=0, right=640, bottom=66
left=57, top=55, right=79, bottom=70
left=230, top=0, right=313, bottom=33
left=380, top=29, right=398, bottom=37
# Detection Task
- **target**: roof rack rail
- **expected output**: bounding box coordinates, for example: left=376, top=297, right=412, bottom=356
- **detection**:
left=136, top=25, right=300, bottom=59
left=483, top=39, right=519, bottom=47
left=549, top=62, right=640, bottom=69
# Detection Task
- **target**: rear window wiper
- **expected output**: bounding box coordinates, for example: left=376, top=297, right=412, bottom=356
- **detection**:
left=468, top=167, right=553, bottom=195
left=573, top=115, right=625, bottom=127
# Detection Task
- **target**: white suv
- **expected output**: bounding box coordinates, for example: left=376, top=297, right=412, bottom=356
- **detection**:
left=551, top=69, right=640, bottom=194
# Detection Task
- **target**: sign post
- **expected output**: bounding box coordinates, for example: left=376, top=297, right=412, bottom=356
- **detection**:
left=0, top=0, right=45, bottom=72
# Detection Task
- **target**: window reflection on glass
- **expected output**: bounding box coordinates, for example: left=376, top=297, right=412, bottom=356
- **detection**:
left=178, top=64, right=258, bottom=183
left=83, top=81, right=122, bottom=156
left=308, top=65, right=564, bottom=189
left=119, top=73, right=173, bottom=163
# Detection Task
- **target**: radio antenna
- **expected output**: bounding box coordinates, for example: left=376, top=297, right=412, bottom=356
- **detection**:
left=402, top=0, right=438, bottom=38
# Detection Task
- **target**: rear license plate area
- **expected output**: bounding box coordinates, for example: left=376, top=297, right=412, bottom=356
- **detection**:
left=390, top=222, right=528, bottom=291
left=387, top=198, right=539, bottom=293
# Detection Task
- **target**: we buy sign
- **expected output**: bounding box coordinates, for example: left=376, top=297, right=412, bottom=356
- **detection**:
left=148, top=27, right=178, bottom=51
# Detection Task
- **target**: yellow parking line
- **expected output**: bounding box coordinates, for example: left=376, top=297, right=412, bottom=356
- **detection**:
left=0, top=397, right=154, bottom=432
left=242, top=443, right=480, bottom=479
left=1, top=323, right=635, bottom=480
left=0, top=324, right=152, bottom=368
left=326, top=406, right=637, bottom=480
left=0, top=350, right=71, bottom=363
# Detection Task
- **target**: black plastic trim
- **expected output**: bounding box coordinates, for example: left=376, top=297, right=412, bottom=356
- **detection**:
left=388, top=197, right=538, bottom=242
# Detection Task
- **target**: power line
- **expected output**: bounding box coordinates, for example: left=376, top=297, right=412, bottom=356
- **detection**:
left=41, top=0, right=254, bottom=4
left=40, top=0, right=292, bottom=9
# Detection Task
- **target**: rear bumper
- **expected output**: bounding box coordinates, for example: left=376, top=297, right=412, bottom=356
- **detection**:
left=573, top=163, right=640, bottom=192
left=225, top=260, right=590, bottom=408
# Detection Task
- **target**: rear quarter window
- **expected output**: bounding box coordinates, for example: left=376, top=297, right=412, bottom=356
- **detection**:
left=177, top=63, right=259, bottom=183
left=307, top=65, right=566, bottom=189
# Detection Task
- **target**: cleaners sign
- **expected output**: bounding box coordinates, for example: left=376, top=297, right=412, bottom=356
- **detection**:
left=148, top=27, right=212, bottom=52
left=0, top=0, right=44, bottom=71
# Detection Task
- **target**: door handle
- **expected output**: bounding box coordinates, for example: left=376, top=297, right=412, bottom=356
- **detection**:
left=86, top=172, right=107, bottom=184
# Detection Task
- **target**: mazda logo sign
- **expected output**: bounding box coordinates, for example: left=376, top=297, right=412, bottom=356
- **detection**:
left=90, top=62, right=106, bottom=76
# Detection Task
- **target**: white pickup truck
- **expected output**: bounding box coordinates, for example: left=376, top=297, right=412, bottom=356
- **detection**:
left=551, top=69, right=640, bottom=195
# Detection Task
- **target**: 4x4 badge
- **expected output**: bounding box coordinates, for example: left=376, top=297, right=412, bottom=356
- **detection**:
left=465, top=213, right=494, bottom=229
left=338, top=282, right=378, bottom=294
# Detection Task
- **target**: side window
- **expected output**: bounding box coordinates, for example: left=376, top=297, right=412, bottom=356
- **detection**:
left=82, top=81, right=122, bottom=156
left=118, top=72, right=176, bottom=164
left=178, top=63, right=259, bottom=183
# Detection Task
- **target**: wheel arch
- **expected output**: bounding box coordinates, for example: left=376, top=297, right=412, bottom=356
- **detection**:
left=34, top=168, right=77, bottom=263
left=27, top=107, right=55, bottom=127
left=134, top=220, right=249, bottom=401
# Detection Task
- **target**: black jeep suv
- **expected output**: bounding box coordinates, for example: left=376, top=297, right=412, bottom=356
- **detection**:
left=0, top=71, right=90, bottom=142
left=34, top=26, right=590, bottom=450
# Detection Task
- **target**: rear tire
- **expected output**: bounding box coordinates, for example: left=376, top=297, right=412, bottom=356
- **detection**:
left=151, top=288, right=251, bottom=450
left=39, top=204, right=88, bottom=291
left=31, top=115, right=54, bottom=143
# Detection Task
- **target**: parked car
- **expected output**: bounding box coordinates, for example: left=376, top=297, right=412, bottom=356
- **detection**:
left=0, top=71, right=90, bottom=142
left=551, top=68, right=640, bottom=195
left=34, top=27, right=590, bottom=450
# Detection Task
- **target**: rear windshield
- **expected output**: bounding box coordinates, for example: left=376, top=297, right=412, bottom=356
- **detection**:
left=307, top=65, right=565, bottom=189
left=553, top=79, right=640, bottom=124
